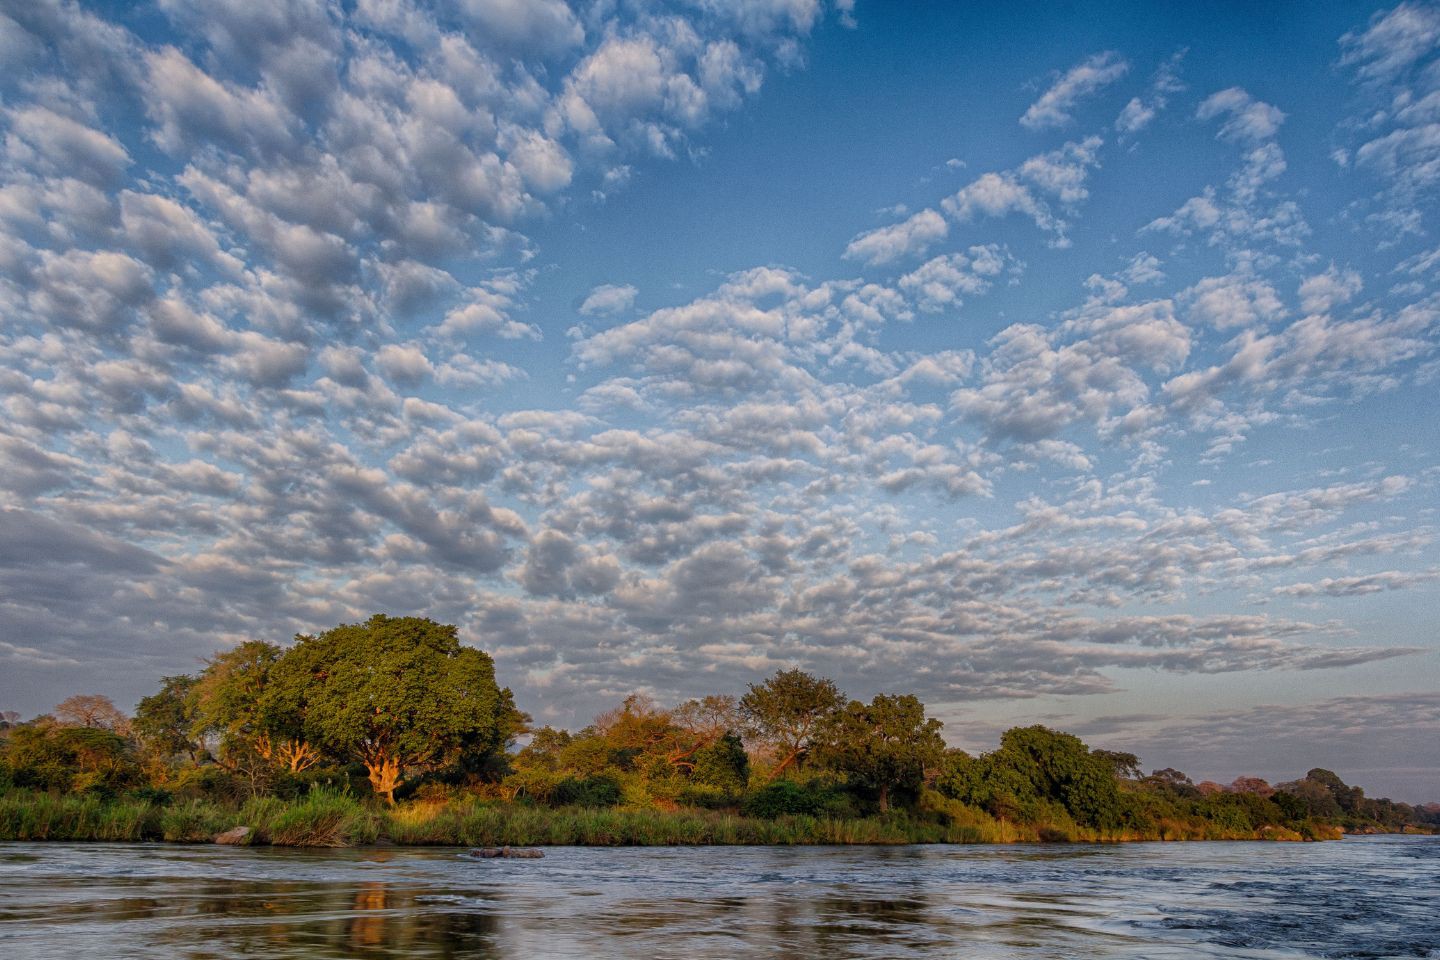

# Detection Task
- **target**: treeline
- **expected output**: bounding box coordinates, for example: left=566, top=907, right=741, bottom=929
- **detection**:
left=2, top=614, right=1436, bottom=845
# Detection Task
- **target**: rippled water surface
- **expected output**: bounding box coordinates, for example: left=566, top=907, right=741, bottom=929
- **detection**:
left=2, top=837, right=1437, bottom=958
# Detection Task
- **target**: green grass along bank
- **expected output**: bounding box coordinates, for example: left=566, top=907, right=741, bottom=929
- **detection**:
left=1, top=788, right=1382, bottom=848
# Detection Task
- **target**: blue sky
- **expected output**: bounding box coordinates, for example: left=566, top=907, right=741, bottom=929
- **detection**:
left=1, top=0, right=1438, bottom=799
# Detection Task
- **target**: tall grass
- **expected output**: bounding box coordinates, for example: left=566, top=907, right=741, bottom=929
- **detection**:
left=0, top=788, right=1351, bottom=847
left=160, top=799, right=232, bottom=842
left=263, top=788, right=379, bottom=847
left=0, top=792, right=160, bottom=841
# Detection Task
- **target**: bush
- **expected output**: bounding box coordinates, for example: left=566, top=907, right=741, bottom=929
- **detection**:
left=741, top=780, right=849, bottom=819
left=160, top=799, right=230, bottom=841
left=170, top=765, right=243, bottom=801
left=129, top=786, right=174, bottom=807
left=677, top=783, right=739, bottom=810
left=550, top=775, right=622, bottom=808
left=691, top=733, right=749, bottom=792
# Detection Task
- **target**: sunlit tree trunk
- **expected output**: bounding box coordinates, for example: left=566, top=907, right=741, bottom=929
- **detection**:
left=366, top=755, right=402, bottom=805
left=766, top=748, right=803, bottom=782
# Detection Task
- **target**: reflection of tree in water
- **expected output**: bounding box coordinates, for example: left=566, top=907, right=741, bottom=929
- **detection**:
left=338, top=884, right=507, bottom=959
left=348, top=882, right=389, bottom=949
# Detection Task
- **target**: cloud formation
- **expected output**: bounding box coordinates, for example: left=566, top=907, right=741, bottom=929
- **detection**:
left=0, top=1, right=1436, bottom=780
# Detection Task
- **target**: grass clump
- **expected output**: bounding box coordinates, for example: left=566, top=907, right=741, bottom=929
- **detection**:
left=159, top=799, right=231, bottom=842
left=267, top=788, right=378, bottom=847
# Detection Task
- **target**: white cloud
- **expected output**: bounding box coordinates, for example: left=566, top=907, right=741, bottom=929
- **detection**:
left=898, top=245, right=1012, bottom=312
left=941, top=137, right=1103, bottom=244
left=579, top=283, right=638, bottom=316
left=1299, top=265, right=1364, bottom=314
left=1339, top=2, right=1440, bottom=81
left=843, top=208, right=948, bottom=265
left=1197, top=87, right=1286, bottom=142
left=458, top=0, right=584, bottom=57
left=1114, top=50, right=1186, bottom=135
left=1020, top=51, right=1129, bottom=130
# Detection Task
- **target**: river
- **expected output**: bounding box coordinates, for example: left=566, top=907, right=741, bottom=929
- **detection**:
left=1, top=836, right=1437, bottom=958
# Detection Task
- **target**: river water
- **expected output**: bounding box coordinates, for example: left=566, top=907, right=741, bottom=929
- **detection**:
left=1, top=837, right=1437, bottom=958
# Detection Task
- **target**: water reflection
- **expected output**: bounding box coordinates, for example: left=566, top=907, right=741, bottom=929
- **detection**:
left=0, top=839, right=1437, bottom=959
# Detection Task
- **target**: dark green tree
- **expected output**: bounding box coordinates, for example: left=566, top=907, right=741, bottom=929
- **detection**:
left=133, top=675, right=203, bottom=763
left=815, top=693, right=945, bottom=812
left=267, top=615, right=520, bottom=803
left=691, top=731, right=750, bottom=792
left=1093, top=749, right=1142, bottom=780
left=1305, top=768, right=1364, bottom=814
left=740, top=669, right=844, bottom=781
left=990, top=726, right=1123, bottom=829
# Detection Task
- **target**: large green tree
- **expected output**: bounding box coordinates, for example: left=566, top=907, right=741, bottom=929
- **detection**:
left=740, top=669, right=844, bottom=781
left=268, top=615, right=519, bottom=803
left=133, top=675, right=203, bottom=763
left=988, top=726, right=1124, bottom=829
left=815, top=693, right=945, bottom=812
left=191, top=640, right=319, bottom=774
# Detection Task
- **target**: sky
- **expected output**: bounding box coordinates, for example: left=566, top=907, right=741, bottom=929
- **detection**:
left=0, top=0, right=1438, bottom=800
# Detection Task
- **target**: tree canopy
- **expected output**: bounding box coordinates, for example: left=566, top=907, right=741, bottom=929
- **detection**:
left=267, top=615, right=521, bottom=802
left=740, top=669, right=844, bottom=780
left=815, top=694, right=945, bottom=811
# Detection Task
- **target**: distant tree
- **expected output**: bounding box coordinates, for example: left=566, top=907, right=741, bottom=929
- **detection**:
left=668, top=695, right=741, bottom=771
left=591, top=694, right=678, bottom=774
left=0, top=710, right=20, bottom=728
left=815, top=694, right=945, bottom=812
left=133, top=675, right=203, bottom=763
left=740, top=669, right=844, bottom=781
left=1274, top=777, right=1342, bottom=818
left=268, top=615, right=519, bottom=803
left=53, top=695, right=130, bottom=734
left=1142, top=767, right=1200, bottom=799
left=1093, top=750, right=1142, bottom=780
left=1304, top=768, right=1364, bottom=814
left=1228, top=776, right=1275, bottom=797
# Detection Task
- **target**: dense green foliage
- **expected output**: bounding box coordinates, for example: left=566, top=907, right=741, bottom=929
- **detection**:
left=267, top=616, right=522, bottom=802
left=815, top=694, right=945, bottom=812
left=2, top=614, right=1436, bottom=845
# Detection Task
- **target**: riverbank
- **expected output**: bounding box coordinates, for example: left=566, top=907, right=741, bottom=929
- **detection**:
left=0, top=789, right=1361, bottom=846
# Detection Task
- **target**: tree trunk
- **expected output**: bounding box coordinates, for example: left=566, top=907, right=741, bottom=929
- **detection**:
left=878, top=783, right=890, bottom=813
left=766, top=747, right=803, bottom=782
left=366, top=755, right=402, bottom=805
